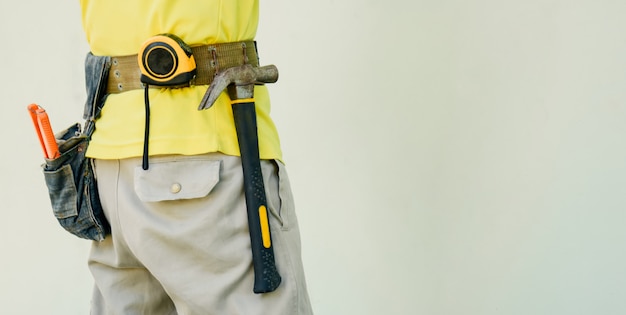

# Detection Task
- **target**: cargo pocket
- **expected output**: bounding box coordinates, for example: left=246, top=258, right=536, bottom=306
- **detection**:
left=134, top=158, right=221, bottom=202
left=268, top=159, right=294, bottom=231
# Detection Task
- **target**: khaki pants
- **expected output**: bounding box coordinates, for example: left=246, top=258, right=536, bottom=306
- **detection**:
left=89, top=153, right=313, bottom=315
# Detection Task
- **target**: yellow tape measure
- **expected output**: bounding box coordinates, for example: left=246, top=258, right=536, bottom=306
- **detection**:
left=138, top=34, right=197, bottom=86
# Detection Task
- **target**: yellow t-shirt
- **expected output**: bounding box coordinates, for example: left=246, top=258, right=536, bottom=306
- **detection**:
left=80, top=0, right=282, bottom=160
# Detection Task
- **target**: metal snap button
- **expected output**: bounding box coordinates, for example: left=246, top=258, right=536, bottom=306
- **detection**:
left=170, top=183, right=182, bottom=194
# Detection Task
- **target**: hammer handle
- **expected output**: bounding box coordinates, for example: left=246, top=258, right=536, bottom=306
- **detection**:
left=232, top=102, right=282, bottom=293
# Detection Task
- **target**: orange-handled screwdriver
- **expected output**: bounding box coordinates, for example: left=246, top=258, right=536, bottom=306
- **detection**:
left=27, top=104, right=60, bottom=159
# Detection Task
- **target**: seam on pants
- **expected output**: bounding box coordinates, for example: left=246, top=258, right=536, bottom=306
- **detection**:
left=276, top=160, right=291, bottom=231
left=275, top=225, right=299, bottom=314
left=265, top=159, right=285, bottom=229
left=112, top=159, right=125, bottom=242
left=264, top=160, right=299, bottom=312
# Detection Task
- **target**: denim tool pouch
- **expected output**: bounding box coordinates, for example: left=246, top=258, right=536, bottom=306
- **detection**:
left=43, top=122, right=109, bottom=241
left=41, top=53, right=111, bottom=241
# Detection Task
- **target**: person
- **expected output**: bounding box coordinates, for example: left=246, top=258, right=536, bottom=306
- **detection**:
left=79, top=0, right=313, bottom=314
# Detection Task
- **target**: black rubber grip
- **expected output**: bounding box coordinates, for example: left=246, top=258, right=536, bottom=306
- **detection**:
left=232, top=102, right=282, bottom=293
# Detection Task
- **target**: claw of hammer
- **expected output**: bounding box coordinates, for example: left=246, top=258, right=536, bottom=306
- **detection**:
left=198, top=64, right=278, bottom=110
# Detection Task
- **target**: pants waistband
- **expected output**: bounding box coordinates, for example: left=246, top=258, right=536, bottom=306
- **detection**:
left=106, top=41, right=259, bottom=94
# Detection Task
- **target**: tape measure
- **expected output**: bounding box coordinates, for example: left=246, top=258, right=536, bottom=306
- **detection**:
left=138, top=34, right=197, bottom=86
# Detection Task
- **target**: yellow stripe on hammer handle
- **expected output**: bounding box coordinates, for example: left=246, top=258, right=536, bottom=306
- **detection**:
left=231, top=98, right=255, bottom=105
left=259, top=205, right=272, bottom=248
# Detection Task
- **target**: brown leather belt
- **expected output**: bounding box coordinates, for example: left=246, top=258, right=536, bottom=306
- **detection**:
left=106, top=41, right=258, bottom=94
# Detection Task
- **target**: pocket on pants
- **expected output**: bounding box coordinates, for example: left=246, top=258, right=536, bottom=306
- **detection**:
left=269, top=159, right=295, bottom=231
left=134, top=158, right=221, bottom=202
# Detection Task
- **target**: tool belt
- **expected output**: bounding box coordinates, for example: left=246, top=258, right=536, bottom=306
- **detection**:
left=106, top=40, right=259, bottom=94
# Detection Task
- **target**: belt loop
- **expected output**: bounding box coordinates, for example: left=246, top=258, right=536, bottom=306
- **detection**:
left=83, top=53, right=111, bottom=120
left=253, top=41, right=259, bottom=65
left=242, top=42, right=249, bottom=65
left=209, top=46, right=219, bottom=74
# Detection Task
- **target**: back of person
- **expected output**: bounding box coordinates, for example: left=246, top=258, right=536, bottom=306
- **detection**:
left=79, top=1, right=314, bottom=314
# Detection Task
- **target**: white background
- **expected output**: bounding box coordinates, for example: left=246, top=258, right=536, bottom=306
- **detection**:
left=2, top=1, right=626, bottom=314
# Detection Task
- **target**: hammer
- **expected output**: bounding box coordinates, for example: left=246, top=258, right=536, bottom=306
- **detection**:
left=198, top=64, right=281, bottom=293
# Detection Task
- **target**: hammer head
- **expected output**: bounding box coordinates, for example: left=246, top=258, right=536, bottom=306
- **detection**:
left=198, top=64, right=278, bottom=110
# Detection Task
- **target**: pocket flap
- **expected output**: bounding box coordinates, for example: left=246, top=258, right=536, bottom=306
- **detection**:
left=134, top=159, right=221, bottom=202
